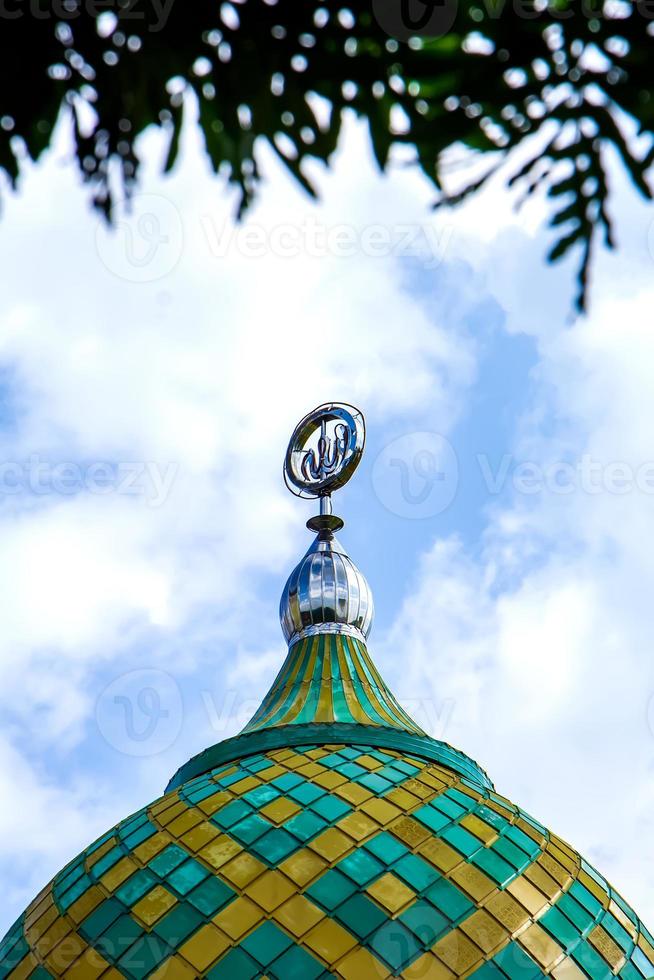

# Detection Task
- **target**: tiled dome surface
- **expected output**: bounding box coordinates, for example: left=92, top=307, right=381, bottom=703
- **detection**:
left=2, top=740, right=653, bottom=980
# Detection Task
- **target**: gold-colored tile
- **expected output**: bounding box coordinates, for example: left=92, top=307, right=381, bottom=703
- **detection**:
left=230, top=775, right=261, bottom=796
left=515, top=817, right=546, bottom=847
left=361, top=799, right=402, bottom=827
left=304, top=918, right=358, bottom=965
left=273, top=894, right=325, bottom=937
left=279, top=848, right=327, bottom=887
left=85, top=837, right=116, bottom=868
left=550, top=956, right=588, bottom=980
left=197, top=790, right=232, bottom=816
left=25, top=904, right=59, bottom=944
left=337, top=811, right=379, bottom=842
left=260, top=797, right=301, bottom=825
left=67, top=886, right=104, bottom=925
left=390, top=815, right=430, bottom=846
left=45, top=931, right=86, bottom=974
left=367, top=872, right=415, bottom=913
left=297, top=761, right=327, bottom=778
left=313, top=770, right=348, bottom=790
left=133, top=832, right=169, bottom=863
left=386, top=787, right=421, bottom=811
left=334, top=782, right=373, bottom=806
left=402, top=779, right=433, bottom=801
left=484, top=890, right=531, bottom=934
left=338, top=946, right=389, bottom=979
left=156, top=800, right=187, bottom=826
left=7, top=952, right=39, bottom=980
left=166, top=809, right=203, bottom=838
left=506, top=876, right=549, bottom=917
left=519, top=923, right=564, bottom=970
left=524, top=864, right=560, bottom=901
left=419, top=772, right=449, bottom=791
left=357, top=755, right=384, bottom=771
left=199, top=834, right=242, bottom=870
left=213, top=896, right=263, bottom=940
left=449, top=864, right=495, bottom=903
left=246, top=869, right=296, bottom=912
left=309, top=827, right=352, bottom=862
left=149, top=955, right=198, bottom=980
left=150, top=794, right=179, bottom=815
left=62, top=948, right=111, bottom=979
left=402, top=952, right=455, bottom=980
left=179, top=923, right=230, bottom=972
left=537, top=852, right=570, bottom=887
left=609, top=900, right=637, bottom=941
left=418, top=839, right=461, bottom=874
left=34, top=916, right=71, bottom=958
left=588, top=925, right=626, bottom=972
left=433, top=929, right=483, bottom=976
left=258, top=764, right=286, bottom=782
left=221, top=852, right=267, bottom=888
left=180, top=821, right=219, bottom=852
left=460, top=814, right=497, bottom=845
left=100, top=856, right=137, bottom=892
left=132, top=884, right=177, bottom=926
left=460, top=910, right=508, bottom=955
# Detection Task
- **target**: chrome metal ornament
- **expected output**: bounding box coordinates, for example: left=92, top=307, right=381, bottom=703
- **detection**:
left=284, top=402, right=365, bottom=500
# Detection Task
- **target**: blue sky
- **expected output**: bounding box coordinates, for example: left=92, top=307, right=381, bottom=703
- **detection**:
left=1, top=103, right=654, bottom=933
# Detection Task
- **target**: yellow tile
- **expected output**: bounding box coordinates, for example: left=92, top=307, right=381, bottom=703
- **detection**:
left=361, top=799, right=402, bottom=827
left=86, top=837, right=116, bottom=868
left=484, top=890, right=531, bottom=934
left=386, top=787, right=421, bottom=811
left=524, top=864, right=560, bottom=901
left=180, top=821, right=219, bottom=851
left=460, top=814, right=497, bottom=845
left=149, top=955, right=198, bottom=980
left=449, top=864, right=495, bottom=903
left=313, top=770, right=347, bottom=790
left=337, top=811, right=379, bottom=842
left=460, top=910, right=508, bottom=954
left=222, top=852, right=267, bottom=888
left=306, top=747, right=329, bottom=759
left=389, top=816, right=430, bottom=846
left=402, top=953, right=455, bottom=979
left=309, top=827, right=352, bottom=862
left=297, top=761, right=326, bottom=778
left=338, top=946, right=389, bottom=979
left=419, top=839, right=461, bottom=874
left=10, top=953, right=40, bottom=980
left=419, top=771, right=449, bottom=791
left=230, top=775, right=261, bottom=795
left=280, top=848, right=327, bottom=887
left=506, top=876, right=549, bottom=917
left=150, top=793, right=179, bottom=815
left=156, top=800, right=187, bottom=826
left=258, top=764, right=286, bottom=782
left=434, top=930, right=483, bottom=976
left=197, top=790, right=232, bottom=816
left=67, top=886, right=104, bottom=925
left=537, top=852, right=570, bottom=887
left=551, top=957, right=588, bottom=980
left=260, top=797, right=301, bottom=824
left=367, top=873, right=415, bottom=913
left=24, top=891, right=54, bottom=932
left=304, top=918, right=358, bottom=965
left=213, top=896, right=263, bottom=940
left=515, top=817, right=546, bottom=847
left=578, top=869, right=609, bottom=906
left=133, top=832, right=170, bottom=863
left=45, top=931, right=86, bottom=973
left=25, top=905, right=59, bottom=944
left=167, top=809, right=203, bottom=838
left=273, top=894, right=325, bottom=937
left=357, top=754, right=384, bottom=771
left=609, top=900, right=637, bottom=941
left=519, top=923, right=564, bottom=970
left=62, top=948, right=111, bottom=979
left=246, top=870, right=296, bottom=912
left=34, top=916, right=71, bottom=958
left=100, top=856, right=137, bottom=891
left=402, top=779, right=433, bottom=801
left=638, top=932, right=654, bottom=966
left=334, top=782, right=373, bottom=806
left=199, top=834, right=242, bottom=869
left=132, top=885, right=177, bottom=926
left=588, top=925, right=626, bottom=971
left=179, top=923, right=230, bottom=972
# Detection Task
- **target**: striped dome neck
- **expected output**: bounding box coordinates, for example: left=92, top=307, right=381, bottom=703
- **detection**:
left=241, top=632, right=425, bottom=736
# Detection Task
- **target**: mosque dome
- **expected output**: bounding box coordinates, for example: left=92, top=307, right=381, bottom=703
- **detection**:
left=1, top=403, right=652, bottom=980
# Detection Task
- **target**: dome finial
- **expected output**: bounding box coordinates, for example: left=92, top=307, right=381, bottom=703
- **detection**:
left=280, top=403, right=372, bottom=645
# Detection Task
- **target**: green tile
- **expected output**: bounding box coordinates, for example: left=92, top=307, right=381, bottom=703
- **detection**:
left=400, top=900, right=449, bottom=947
left=472, top=848, right=515, bottom=886
left=230, top=812, right=271, bottom=845
left=557, top=893, right=595, bottom=934
left=166, top=859, right=209, bottom=896
left=310, top=796, right=351, bottom=822
left=504, top=824, right=539, bottom=856
left=369, top=919, right=423, bottom=972
left=336, top=849, right=383, bottom=887
left=92, top=846, right=123, bottom=877
left=308, top=869, right=358, bottom=911
left=288, top=782, right=325, bottom=806
left=493, top=942, right=542, bottom=980
left=96, top=914, right=144, bottom=960
left=434, top=796, right=467, bottom=820
left=601, top=912, right=631, bottom=953
left=285, top=811, right=328, bottom=842
left=631, top=947, right=654, bottom=979
left=442, top=825, right=481, bottom=858
left=269, top=944, right=324, bottom=980
left=206, top=947, right=260, bottom=980
left=470, top=963, right=507, bottom=980
left=364, top=831, right=409, bottom=865
left=212, top=799, right=253, bottom=830
left=243, top=784, right=280, bottom=808
left=493, top=836, right=530, bottom=870
left=572, top=940, right=613, bottom=979
left=148, top=844, right=188, bottom=877
left=241, top=921, right=293, bottom=966
left=334, top=893, right=387, bottom=939
left=251, top=828, right=298, bottom=863
left=115, top=869, right=157, bottom=906
left=271, top=772, right=304, bottom=792
left=425, top=877, right=474, bottom=921
left=358, top=772, right=393, bottom=794
left=414, top=805, right=450, bottom=834
left=118, top=934, right=172, bottom=979
left=394, top=854, right=439, bottom=893
left=570, top=881, right=603, bottom=919
left=152, top=904, right=204, bottom=946
left=540, top=907, right=582, bottom=953
left=187, top=876, right=235, bottom=916
left=78, top=898, right=123, bottom=941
